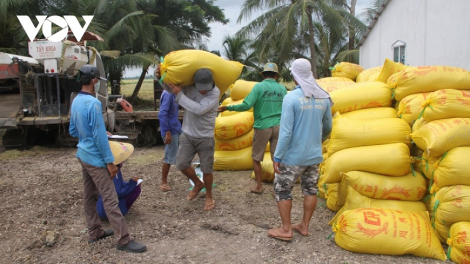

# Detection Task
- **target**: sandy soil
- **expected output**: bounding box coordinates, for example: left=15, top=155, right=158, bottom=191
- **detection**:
left=0, top=145, right=448, bottom=264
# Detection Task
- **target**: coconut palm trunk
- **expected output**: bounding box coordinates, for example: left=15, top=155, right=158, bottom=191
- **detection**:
left=307, top=6, right=318, bottom=78
left=129, top=66, right=149, bottom=104
left=349, top=0, right=357, bottom=50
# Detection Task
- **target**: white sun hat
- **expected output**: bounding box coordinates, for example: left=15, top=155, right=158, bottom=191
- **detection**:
left=290, top=58, right=333, bottom=105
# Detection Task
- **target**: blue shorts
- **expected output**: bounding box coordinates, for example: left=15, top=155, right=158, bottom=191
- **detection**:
left=163, top=132, right=180, bottom=164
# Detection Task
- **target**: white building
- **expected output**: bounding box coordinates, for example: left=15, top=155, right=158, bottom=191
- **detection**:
left=359, top=0, right=470, bottom=71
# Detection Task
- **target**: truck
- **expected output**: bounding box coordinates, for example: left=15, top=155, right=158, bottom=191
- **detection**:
left=0, top=32, right=169, bottom=148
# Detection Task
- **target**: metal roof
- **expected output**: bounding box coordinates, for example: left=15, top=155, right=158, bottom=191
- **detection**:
left=358, top=0, right=391, bottom=47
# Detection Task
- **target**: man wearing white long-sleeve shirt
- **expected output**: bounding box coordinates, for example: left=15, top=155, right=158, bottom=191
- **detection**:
left=268, top=59, right=333, bottom=241
left=156, top=67, right=219, bottom=211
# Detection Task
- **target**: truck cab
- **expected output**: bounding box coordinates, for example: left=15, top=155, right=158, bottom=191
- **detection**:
left=0, top=32, right=108, bottom=147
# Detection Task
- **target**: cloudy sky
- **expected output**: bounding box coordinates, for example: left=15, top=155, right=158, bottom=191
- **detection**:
left=124, top=0, right=371, bottom=77
left=206, top=0, right=371, bottom=55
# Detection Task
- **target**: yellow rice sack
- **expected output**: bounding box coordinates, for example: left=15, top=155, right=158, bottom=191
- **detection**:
left=317, top=175, right=328, bottom=199
left=396, top=93, right=431, bottom=125
left=420, top=147, right=470, bottom=188
left=330, top=81, right=392, bottom=114
left=410, top=118, right=470, bottom=157
left=332, top=208, right=446, bottom=260
left=330, top=186, right=427, bottom=225
left=220, top=98, right=253, bottom=117
left=412, top=147, right=424, bottom=173
left=376, top=58, right=408, bottom=83
left=337, top=171, right=426, bottom=207
left=249, top=152, right=274, bottom=182
left=322, top=139, right=329, bottom=154
left=213, top=147, right=253, bottom=171
left=356, top=66, right=382, bottom=83
left=368, top=72, right=380, bottom=82
left=326, top=184, right=340, bottom=211
left=317, top=77, right=355, bottom=83
left=430, top=185, right=470, bottom=242
left=327, top=116, right=411, bottom=157
left=419, top=151, right=437, bottom=179
left=331, top=62, right=364, bottom=81
left=340, top=107, right=397, bottom=120
left=321, top=143, right=412, bottom=184
left=159, top=49, right=244, bottom=97
left=422, top=89, right=470, bottom=122
left=220, top=97, right=235, bottom=106
left=388, top=66, right=470, bottom=101
left=229, top=80, right=257, bottom=101
left=412, top=118, right=427, bottom=132
left=215, top=128, right=253, bottom=151
left=447, top=221, right=470, bottom=264
left=317, top=81, right=356, bottom=93
left=214, top=112, right=254, bottom=140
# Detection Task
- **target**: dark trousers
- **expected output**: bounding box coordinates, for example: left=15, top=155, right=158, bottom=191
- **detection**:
left=79, top=159, right=131, bottom=246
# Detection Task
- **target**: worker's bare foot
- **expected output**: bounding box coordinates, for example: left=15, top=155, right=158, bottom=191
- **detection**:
left=187, top=183, right=204, bottom=201
left=160, top=183, right=171, bottom=192
left=291, top=223, right=309, bottom=237
left=267, top=227, right=292, bottom=241
left=204, top=199, right=215, bottom=211
left=250, top=186, right=263, bottom=194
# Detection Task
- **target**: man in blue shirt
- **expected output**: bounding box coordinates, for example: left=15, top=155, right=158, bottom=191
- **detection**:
left=268, top=59, right=333, bottom=241
left=158, top=90, right=181, bottom=192
left=69, top=65, right=146, bottom=252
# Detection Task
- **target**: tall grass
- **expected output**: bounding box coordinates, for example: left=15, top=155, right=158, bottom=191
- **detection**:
left=115, top=79, right=154, bottom=102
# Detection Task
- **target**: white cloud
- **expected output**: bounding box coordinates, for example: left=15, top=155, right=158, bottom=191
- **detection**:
left=204, top=1, right=265, bottom=55
left=206, top=0, right=370, bottom=55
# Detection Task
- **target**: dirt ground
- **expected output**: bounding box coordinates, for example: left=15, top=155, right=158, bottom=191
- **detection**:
left=0, top=144, right=449, bottom=264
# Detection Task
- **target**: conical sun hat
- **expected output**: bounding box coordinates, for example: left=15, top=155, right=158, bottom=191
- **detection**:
left=109, top=141, right=134, bottom=165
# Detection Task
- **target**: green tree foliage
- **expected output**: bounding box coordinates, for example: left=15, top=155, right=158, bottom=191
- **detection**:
left=1, top=0, right=228, bottom=104
left=237, top=0, right=365, bottom=78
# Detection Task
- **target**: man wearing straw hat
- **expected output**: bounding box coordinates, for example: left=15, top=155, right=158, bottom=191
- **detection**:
left=218, top=63, right=287, bottom=194
left=268, top=58, right=333, bottom=241
left=70, top=65, right=147, bottom=252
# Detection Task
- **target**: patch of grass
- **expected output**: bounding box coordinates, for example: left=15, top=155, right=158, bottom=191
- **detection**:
left=127, top=151, right=163, bottom=166
left=111, top=79, right=155, bottom=106
left=0, top=146, right=57, bottom=160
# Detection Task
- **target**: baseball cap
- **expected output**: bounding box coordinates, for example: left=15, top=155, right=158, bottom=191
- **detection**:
left=193, top=68, right=214, bottom=91
left=260, top=62, right=279, bottom=74
left=78, top=64, right=107, bottom=82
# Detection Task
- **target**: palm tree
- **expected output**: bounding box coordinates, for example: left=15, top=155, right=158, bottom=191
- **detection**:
left=223, top=35, right=251, bottom=62
left=238, top=0, right=342, bottom=78
left=0, top=0, right=50, bottom=53
left=359, top=0, right=386, bottom=26
left=222, top=35, right=266, bottom=81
